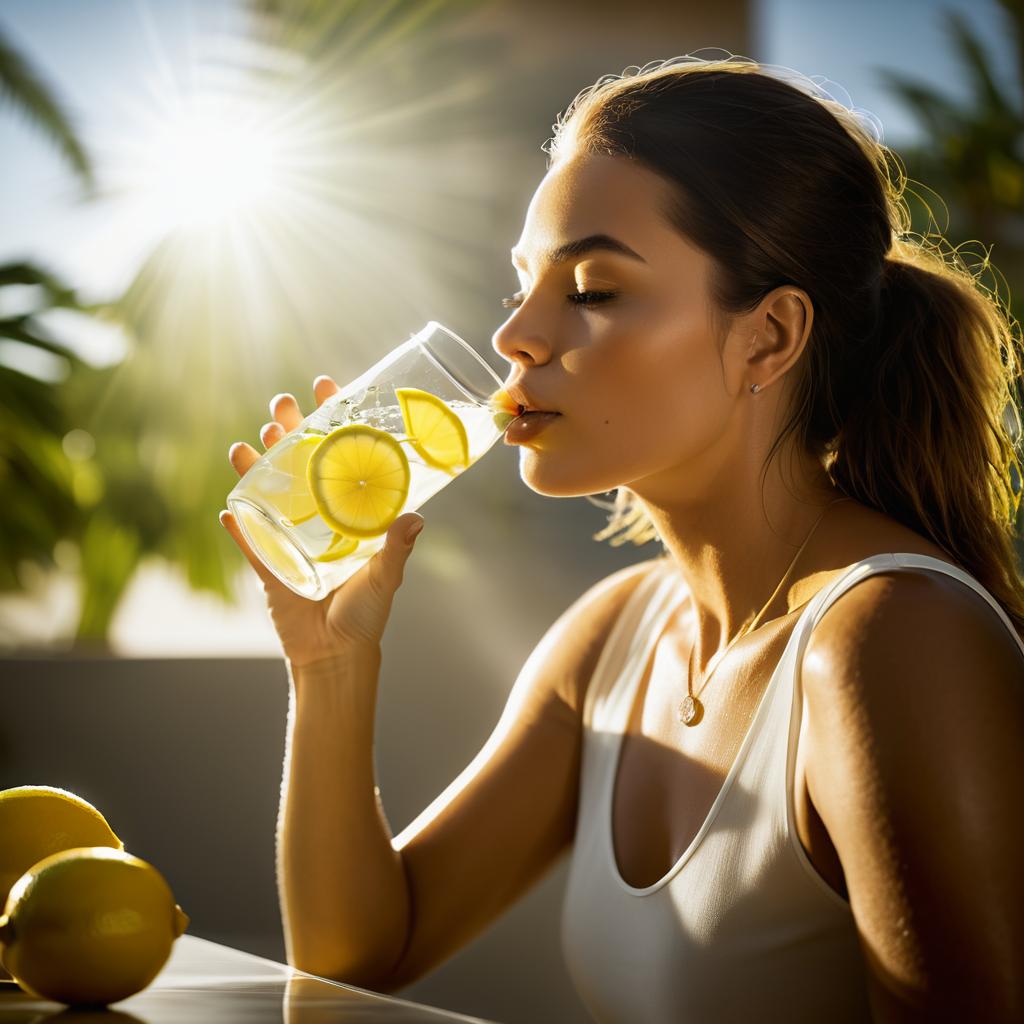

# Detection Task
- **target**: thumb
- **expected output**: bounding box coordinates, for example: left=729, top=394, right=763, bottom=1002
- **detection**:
left=394, top=511, right=425, bottom=549
left=372, top=512, right=424, bottom=587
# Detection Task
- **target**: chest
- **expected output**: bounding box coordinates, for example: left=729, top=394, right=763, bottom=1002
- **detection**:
left=609, top=610, right=848, bottom=898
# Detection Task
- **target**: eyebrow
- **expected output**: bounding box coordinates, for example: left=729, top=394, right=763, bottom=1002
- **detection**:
left=510, top=234, right=647, bottom=270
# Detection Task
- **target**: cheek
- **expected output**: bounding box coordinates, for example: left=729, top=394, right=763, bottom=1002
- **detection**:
left=562, top=313, right=723, bottom=450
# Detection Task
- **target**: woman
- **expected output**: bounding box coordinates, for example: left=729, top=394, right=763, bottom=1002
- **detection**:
left=220, top=56, right=1024, bottom=1021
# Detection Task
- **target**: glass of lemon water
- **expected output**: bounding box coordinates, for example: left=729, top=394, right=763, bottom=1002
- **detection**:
left=226, top=322, right=512, bottom=600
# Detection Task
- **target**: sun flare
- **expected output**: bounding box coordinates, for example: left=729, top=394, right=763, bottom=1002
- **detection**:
left=137, top=99, right=285, bottom=229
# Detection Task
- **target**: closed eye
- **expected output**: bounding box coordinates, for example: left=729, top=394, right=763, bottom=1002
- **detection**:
left=500, top=290, right=619, bottom=309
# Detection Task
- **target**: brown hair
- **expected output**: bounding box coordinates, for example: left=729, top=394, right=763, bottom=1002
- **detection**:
left=547, top=55, right=1024, bottom=639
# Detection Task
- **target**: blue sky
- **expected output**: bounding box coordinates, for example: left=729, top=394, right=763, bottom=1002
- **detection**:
left=0, top=0, right=1018, bottom=355
left=756, top=0, right=1018, bottom=142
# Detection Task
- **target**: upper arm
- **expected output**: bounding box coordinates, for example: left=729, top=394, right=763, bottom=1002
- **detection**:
left=801, top=570, right=1024, bottom=1021
left=381, top=557, right=664, bottom=992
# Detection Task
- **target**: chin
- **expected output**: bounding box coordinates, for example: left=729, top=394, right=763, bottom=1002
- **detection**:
left=517, top=459, right=621, bottom=500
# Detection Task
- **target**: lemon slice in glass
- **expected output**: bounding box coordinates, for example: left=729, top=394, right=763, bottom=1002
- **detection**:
left=314, top=532, right=360, bottom=562
left=395, top=387, right=470, bottom=475
left=306, top=424, right=410, bottom=538
left=262, top=434, right=323, bottom=526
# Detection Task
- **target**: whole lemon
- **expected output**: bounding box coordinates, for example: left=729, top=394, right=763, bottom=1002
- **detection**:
left=0, top=786, right=123, bottom=906
left=0, top=847, right=190, bottom=1006
left=0, top=786, right=124, bottom=983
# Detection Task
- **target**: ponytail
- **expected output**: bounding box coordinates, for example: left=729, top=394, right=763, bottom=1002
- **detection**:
left=827, top=244, right=1024, bottom=638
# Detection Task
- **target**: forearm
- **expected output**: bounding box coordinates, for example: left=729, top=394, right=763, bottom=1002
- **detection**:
left=277, top=645, right=410, bottom=988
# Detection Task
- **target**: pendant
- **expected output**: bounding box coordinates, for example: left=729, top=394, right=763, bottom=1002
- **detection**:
left=678, top=694, right=704, bottom=726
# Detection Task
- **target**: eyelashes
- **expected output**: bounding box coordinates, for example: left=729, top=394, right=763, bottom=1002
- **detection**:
left=500, top=290, right=619, bottom=310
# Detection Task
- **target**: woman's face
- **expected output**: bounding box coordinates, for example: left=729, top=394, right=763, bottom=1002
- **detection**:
left=492, top=151, right=751, bottom=503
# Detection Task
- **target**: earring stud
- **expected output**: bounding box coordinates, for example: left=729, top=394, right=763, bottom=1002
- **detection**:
left=750, top=383, right=761, bottom=394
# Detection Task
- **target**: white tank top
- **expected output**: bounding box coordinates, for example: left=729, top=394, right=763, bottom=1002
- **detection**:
left=561, top=552, right=1024, bottom=1023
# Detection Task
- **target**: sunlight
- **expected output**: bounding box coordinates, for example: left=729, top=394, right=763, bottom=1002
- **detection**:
left=135, top=96, right=286, bottom=230
left=146, top=110, right=279, bottom=227
left=86, top=4, right=505, bottom=437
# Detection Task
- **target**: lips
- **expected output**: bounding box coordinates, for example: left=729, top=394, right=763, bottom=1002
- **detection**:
left=489, top=383, right=559, bottom=416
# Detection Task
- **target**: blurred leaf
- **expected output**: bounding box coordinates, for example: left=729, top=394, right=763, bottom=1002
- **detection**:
left=0, top=316, right=87, bottom=358
left=0, top=26, right=93, bottom=189
left=874, top=69, right=971, bottom=141
left=996, top=0, right=1024, bottom=95
left=989, top=150, right=1024, bottom=206
left=74, top=511, right=142, bottom=647
left=946, top=8, right=1020, bottom=123
left=0, top=353, right=77, bottom=583
left=0, top=261, right=80, bottom=304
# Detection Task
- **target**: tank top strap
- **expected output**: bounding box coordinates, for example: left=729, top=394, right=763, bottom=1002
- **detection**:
left=583, top=559, right=683, bottom=732
left=776, top=550, right=1023, bottom=911
left=783, top=551, right=1024, bottom=797
left=789, top=551, right=1024, bottom=666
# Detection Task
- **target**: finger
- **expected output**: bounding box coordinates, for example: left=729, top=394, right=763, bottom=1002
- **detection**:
left=313, top=375, right=339, bottom=408
left=269, top=393, right=303, bottom=432
left=367, top=512, right=424, bottom=598
left=218, top=509, right=278, bottom=588
left=228, top=441, right=261, bottom=477
left=260, top=421, right=285, bottom=450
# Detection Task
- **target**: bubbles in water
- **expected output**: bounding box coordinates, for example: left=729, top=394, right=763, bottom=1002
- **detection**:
left=328, top=398, right=356, bottom=429
left=352, top=403, right=405, bottom=433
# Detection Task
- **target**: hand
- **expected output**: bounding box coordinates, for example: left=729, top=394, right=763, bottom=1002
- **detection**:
left=219, top=375, right=424, bottom=665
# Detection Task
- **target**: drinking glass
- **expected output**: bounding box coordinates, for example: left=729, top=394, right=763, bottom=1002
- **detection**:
left=227, top=322, right=511, bottom=599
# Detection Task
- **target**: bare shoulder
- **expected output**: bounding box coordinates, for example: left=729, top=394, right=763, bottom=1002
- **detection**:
left=804, top=562, right=1024, bottom=675
left=538, top=556, right=667, bottom=719
left=800, top=565, right=1024, bottom=1015
left=801, top=562, right=1024, bottom=737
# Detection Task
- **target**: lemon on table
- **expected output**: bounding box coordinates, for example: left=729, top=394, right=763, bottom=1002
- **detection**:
left=261, top=434, right=324, bottom=526
left=395, top=387, right=470, bottom=475
left=306, top=424, right=410, bottom=539
left=314, top=531, right=359, bottom=562
left=0, top=786, right=124, bottom=984
left=0, top=786, right=123, bottom=936
left=0, top=847, right=189, bottom=1006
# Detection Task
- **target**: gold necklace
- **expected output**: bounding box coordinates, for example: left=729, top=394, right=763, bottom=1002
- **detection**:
left=677, top=497, right=851, bottom=726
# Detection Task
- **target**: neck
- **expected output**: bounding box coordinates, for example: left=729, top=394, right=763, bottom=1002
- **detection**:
left=630, top=451, right=846, bottom=674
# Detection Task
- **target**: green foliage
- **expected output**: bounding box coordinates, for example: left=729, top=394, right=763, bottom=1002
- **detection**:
left=0, top=267, right=165, bottom=646
left=0, top=265, right=88, bottom=591
left=874, top=2, right=1024, bottom=321
left=0, top=28, right=136, bottom=645
left=0, top=26, right=93, bottom=190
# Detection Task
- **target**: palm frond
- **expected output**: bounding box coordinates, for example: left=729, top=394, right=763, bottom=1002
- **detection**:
left=993, top=0, right=1024, bottom=98
left=0, top=260, right=80, bottom=309
left=0, top=318, right=88, bottom=362
left=0, top=26, right=93, bottom=188
left=944, top=8, right=1022, bottom=123
left=872, top=67, right=969, bottom=141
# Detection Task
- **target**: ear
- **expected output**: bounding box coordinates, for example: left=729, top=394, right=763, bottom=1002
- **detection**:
left=745, top=285, right=814, bottom=388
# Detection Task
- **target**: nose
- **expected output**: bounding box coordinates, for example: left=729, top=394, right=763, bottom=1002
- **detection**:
left=491, top=315, right=553, bottom=368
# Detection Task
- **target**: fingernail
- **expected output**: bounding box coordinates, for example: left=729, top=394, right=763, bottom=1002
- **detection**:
left=218, top=510, right=229, bottom=526
left=405, top=521, right=424, bottom=544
